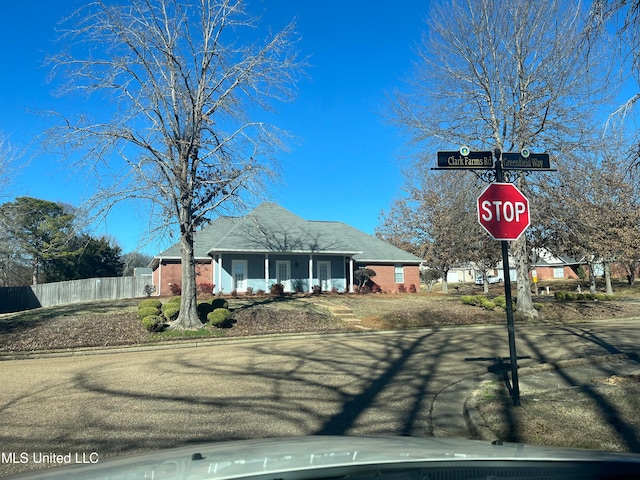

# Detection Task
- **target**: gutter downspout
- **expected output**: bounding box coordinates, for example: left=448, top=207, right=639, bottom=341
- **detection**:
left=157, top=257, right=163, bottom=296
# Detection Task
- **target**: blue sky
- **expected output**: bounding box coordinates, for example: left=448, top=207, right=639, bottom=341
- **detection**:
left=0, top=0, right=431, bottom=255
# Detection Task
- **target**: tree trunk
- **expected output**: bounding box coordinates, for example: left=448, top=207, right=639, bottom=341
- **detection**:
left=588, top=261, right=597, bottom=294
left=170, top=205, right=203, bottom=330
left=513, top=236, right=537, bottom=318
left=626, top=261, right=636, bottom=286
left=483, top=269, right=489, bottom=294
left=441, top=270, right=449, bottom=294
left=32, top=257, right=40, bottom=286
left=604, top=261, right=613, bottom=295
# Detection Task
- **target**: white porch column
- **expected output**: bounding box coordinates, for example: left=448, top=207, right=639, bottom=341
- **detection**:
left=265, top=254, right=270, bottom=291
left=217, top=255, right=223, bottom=294
left=349, top=257, right=354, bottom=293
left=308, top=255, right=313, bottom=293
left=157, top=258, right=163, bottom=296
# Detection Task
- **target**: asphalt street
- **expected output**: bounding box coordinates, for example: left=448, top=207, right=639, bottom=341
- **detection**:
left=1, top=320, right=639, bottom=476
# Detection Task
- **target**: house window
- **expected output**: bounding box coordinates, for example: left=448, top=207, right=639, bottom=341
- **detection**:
left=553, top=267, right=564, bottom=279
left=394, top=265, right=404, bottom=283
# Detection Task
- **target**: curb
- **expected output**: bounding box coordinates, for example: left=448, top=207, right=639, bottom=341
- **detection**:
left=464, top=384, right=497, bottom=441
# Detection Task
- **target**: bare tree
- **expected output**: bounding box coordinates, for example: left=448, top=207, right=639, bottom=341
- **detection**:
left=0, top=133, right=17, bottom=200
left=47, top=0, right=303, bottom=329
left=387, top=0, right=611, bottom=317
left=539, top=142, right=640, bottom=294
left=377, top=168, right=500, bottom=294
left=591, top=1, right=640, bottom=110
left=590, top=1, right=640, bottom=169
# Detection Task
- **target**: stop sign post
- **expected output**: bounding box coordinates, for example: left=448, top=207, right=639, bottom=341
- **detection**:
left=476, top=181, right=530, bottom=406
left=477, top=183, right=530, bottom=241
left=434, top=147, right=549, bottom=407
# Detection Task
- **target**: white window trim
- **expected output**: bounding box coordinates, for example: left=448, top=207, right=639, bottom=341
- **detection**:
left=394, top=264, right=404, bottom=284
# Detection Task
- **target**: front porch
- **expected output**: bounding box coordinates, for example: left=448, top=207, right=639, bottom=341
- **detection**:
left=212, top=253, right=355, bottom=294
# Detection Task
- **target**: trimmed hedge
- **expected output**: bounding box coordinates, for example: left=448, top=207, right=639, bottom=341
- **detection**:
left=161, top=297, right=181, bottom=315
left=137, top=306, right=161, bottom=320
left=555, top=291, right=615, bottom=301
left=139, top=299, right=162, bottom=309
left=163, top=305, right=180, bottom=321
left=141, top=315, right=163, bottom=332
left=461, top=294, right=505, bottom=311
left=207, top=308, right=231, bottom=327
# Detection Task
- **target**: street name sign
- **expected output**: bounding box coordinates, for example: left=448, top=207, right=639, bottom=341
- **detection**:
left=477, top=183, right=530, bottom=241
left=436, top=151, right=494, bottom=169
left=501, top=152, right=551, bottom=170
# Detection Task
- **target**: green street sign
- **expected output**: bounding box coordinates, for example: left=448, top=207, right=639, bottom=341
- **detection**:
left=436, top=151, right=494, bottom=169
left=501, top=152, right=551, bottom=170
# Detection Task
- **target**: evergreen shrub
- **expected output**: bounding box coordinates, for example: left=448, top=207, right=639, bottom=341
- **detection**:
left=207, top=308, right=232, bottom=327
left=142, top=315, right=163, bottom=332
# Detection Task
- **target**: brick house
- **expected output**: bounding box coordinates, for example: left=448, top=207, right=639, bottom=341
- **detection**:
left=529, top=248, right=583, bottom=281
left=150, top=203, right=422, bottom=295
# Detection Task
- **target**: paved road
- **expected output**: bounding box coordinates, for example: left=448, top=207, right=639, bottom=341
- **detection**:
left=1, top=320, right=639, bottom=475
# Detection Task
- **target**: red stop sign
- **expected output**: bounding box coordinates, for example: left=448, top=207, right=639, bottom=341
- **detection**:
left=477, top=183, right=530, bottom=240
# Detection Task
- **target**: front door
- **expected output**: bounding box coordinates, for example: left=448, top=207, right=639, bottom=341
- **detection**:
left=318, top=261, right=331, bottom=291
left=276, top=260, right=291, bottom=292
left=232, top=260, right=248, bottom=292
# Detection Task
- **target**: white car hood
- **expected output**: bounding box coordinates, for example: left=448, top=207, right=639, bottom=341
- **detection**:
left=9, top=436, right=640, bottom=480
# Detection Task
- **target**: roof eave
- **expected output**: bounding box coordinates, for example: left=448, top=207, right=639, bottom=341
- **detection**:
left=355, top=258, right=422, bottom=265
left=207, top=248, right=363, bottom=256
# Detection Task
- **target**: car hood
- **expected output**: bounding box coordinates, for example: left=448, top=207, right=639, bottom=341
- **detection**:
left=10, top=436, right=640, bottom=480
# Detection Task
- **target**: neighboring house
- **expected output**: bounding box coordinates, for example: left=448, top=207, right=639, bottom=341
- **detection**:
left=150, top=203, right=422, bottom=295
left=493, top=248, right=583, bottom=282
left=529, top=248, right=583, bottom=281
left=447, top=264, right=477, bottom=283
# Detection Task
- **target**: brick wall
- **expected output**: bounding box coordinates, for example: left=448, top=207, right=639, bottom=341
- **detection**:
left=152, top=259, right=214, bottom=296
left=365, top=264, right=420, bottom=293
left=533, top=266, right=579, bottom=281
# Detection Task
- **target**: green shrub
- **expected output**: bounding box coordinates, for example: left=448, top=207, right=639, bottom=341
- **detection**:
left=211, top=298, right=229, bottom=309
left=479, top=298, right=496, bottom=310
left=493, top=295, right=507, bottom=308
left=590, top=293, right=609, bottom=301
left=533, top=302, right=544, bottom=310
left=163, top=305, right=180, bottom=321
left=554, top=291, right=615, bottom=302
left=207, top=308, right=232, bottom=327
left=141, top=315, right=163, bottom=332
left=137, top=306, right=161, bottom=320
left=461, top=295, right=479, bottom=305
left=197, top=302, right=214, bottom=321
left=462, top=295, right=498, bottom=308
left=138, top=299, right=162, bottom=309
left=161, top=297, right=180, bottom=313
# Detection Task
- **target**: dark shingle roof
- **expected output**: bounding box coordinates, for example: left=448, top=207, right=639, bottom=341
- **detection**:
left=153, top=203, right=422, bottom=264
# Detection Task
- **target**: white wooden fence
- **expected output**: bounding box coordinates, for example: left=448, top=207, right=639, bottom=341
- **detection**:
left=0, top=276, right=154, bottom=313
